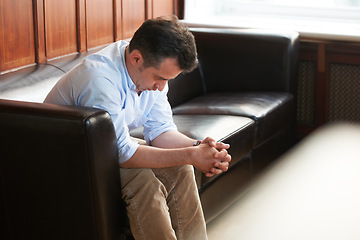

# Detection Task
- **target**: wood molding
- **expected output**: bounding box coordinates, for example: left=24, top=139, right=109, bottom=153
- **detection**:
left=146, top=0, right=153, bottom=19
left=76, top=0, right=87, bottom=52
left=114, top=0, right=123, bottom=41
left=174, top=0, right=184, bottom=19
left=33, top=0, right=46, bottom=63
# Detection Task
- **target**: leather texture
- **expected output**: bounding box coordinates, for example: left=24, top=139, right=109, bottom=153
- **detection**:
left=0, top=99, right=127, bottom=240
left=168, top=68, right=205, bottom=108
left=189, top=28, right=299, bottom=96
left=172, top=92, right=294, bottom=146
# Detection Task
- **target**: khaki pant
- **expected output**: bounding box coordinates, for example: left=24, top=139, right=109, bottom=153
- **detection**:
left=120, top=164, right=208, bottom=240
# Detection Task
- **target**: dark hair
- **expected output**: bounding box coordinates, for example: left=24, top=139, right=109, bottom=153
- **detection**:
left=129, top=16, right=198, bottom=73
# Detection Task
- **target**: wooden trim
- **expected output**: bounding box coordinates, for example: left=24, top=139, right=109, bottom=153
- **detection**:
left=326, top=42, right=360, bottom=65
left=297, top=125, right=316, bottom=138
left=145, top=0, right=153, bottom=19
left=317, top=44, right=326, bottom=73
left=114, top=0, right=123, bottom=41
left=315, top=44, right=327, bottom=126
left=33, top=0, right=46, bottom=63
left=76, top=0, right=87, bottom=52
left=174, top=0, right=184, bottom=19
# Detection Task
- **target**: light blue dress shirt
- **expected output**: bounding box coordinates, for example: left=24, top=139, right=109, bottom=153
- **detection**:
left=44, top=41, right=177, bottom=163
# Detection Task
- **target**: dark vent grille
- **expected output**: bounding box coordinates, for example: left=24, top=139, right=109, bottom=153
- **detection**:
left=297, top=61, right=316, bottom=126
left=329, top=63, right=360, bottom=123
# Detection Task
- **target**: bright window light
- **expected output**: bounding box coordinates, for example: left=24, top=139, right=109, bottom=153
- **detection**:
left=184, top=0, right=360, bottom=41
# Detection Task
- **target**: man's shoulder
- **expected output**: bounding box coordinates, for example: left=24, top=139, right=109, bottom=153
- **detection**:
left=80, top=41, right=128, bottom=76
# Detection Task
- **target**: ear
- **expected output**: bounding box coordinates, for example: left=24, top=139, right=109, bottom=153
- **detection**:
left=129, top=49, right=144, bottom=66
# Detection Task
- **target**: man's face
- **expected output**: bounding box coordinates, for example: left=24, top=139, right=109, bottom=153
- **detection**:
left=133, top=57, right=182, bottom=93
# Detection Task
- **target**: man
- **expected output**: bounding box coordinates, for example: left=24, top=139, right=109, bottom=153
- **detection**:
left=45, top=16, right=231, bottom=240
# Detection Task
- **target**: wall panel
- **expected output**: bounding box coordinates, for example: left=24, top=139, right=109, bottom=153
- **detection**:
left=44, top=0, right=77, bottom=59
left=86, top=0, right=114, bottom=49
left=0, top=0, right=35, bottom=71
left=0, top=0, right=180, bottom=72
left=152, top=0, right=174, bottom=18
left=122, top=0, right=146, bottom=39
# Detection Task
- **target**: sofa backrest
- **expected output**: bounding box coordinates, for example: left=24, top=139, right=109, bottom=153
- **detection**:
left=167, top=28, right=299, bottom=108
left=190, top=28, right=299, bottom=95
left=167, top=66, right=206, bottom=108
left=0, top=99, right=127, bottom=240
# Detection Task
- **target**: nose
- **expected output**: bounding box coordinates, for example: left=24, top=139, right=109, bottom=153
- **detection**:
left=155, top=81, right=167, bottom=91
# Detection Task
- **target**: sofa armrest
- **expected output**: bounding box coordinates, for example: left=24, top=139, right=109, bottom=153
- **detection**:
left=190, top=28, right=300, bottom=96
left=0, top=99, right=126, bottom=240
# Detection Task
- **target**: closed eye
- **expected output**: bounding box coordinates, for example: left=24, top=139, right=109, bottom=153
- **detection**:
left=156, top=75, right=169, bottom=81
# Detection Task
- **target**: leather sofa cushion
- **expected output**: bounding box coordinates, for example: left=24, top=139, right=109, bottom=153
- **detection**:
left=172, top=92, right=294, bottom=147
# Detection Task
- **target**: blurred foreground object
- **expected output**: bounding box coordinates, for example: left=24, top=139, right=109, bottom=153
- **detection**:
left=208, top=123, right=360, bottom=240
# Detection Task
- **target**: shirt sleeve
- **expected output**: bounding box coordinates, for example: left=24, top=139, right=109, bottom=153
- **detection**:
left=142, top=84, right=177, bottom=145
left=73, top=71, right=139, bottom=164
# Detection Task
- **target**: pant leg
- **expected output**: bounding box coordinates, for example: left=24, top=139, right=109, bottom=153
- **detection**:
left=152, top=165, right=208, bottom=240
left=120, top=167, right=177, bottom=240
left=121, top=138, right=207, bottom=240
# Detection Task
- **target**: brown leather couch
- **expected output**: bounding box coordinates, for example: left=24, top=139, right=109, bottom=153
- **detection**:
left=0, top=27, right=299, bottom=239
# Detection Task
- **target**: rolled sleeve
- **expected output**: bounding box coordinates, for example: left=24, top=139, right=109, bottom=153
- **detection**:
left=117, top=134, right=139, bottom=164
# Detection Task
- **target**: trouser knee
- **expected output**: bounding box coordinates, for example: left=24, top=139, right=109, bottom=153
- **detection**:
left=120, top=168, right=167, bottom=202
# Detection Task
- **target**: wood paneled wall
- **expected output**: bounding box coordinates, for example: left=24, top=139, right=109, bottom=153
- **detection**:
left=0, top=0, right=36, bottom=71
left=0, top=0, right=177, bottom=73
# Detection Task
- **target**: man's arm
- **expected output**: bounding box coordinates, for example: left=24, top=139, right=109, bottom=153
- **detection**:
left=120, top=130, right=231, bottom=177
left=150, top=129, right=199, bottom=148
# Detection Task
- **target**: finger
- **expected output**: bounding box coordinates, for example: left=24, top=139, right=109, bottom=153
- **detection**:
left=203, top=137, right=216, bottom=147
left=214, top=149, right=228, bottom=158
left=221, top=153, right=232, bottom=163
left=209, top=167, right=223, bottom=175
left=214, top=161, right=229, bottom=172
left=215, top=142, right=230, bottom=150
left=205, top=172, right=214, bottom=177
left=215, top=151, right=231, bottom=163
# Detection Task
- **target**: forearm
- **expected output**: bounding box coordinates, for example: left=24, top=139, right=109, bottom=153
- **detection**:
left=150, top=130, right=196, bottom=148
left=120, top=131, right=232, bottom=177
left=119, top=144, right=193, bottom=169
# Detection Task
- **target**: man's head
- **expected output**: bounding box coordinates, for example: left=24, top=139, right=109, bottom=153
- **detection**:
left=129, top=16, right=198, bottom=73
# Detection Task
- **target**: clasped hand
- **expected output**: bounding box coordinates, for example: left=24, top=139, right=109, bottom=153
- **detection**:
left=199, top=137, right=231, bottom=177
